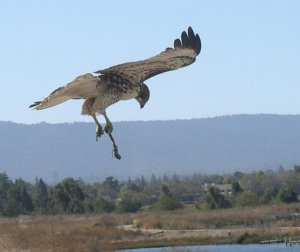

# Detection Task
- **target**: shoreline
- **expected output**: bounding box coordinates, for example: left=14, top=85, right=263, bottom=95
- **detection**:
left=109, top=225, right=300, bottom=250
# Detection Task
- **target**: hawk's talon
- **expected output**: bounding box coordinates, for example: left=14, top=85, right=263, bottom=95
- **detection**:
left=104, top=123, right=113, bottom=135
left=113, top=146, right=121, bottom=160
left=96, top=128, right=104, bottom=141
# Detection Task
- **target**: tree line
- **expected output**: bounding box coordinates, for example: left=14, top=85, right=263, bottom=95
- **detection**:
left=0, top=166, right=299, bottom=217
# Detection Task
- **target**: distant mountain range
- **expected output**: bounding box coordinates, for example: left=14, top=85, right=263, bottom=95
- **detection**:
left=1, top=114, right=300, bottom=182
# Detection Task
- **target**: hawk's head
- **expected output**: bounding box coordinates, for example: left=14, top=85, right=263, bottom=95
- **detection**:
left=135, top=84, right=150, bottom=109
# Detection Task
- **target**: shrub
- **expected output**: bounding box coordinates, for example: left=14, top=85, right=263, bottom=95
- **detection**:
left=95, top=197, right=115, bottom=213
left=116, top=197, right=141, bottom=213
left=158, top=194, right=182, bottom=211
left=232, top=191, right=259, bottom=207
left=278, top=186, right=298, bottom=203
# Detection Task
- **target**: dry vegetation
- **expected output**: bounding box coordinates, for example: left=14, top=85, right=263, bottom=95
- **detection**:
left=131, top=203, right=300, bottom=230
left=0, top=215, right=143, bottom=252
left=0, top=203, right=299, bottom=251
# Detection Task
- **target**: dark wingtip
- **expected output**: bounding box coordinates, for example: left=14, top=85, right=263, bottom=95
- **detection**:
left=175, top=26, right=201, bottom=56
left=188, top=26, right=195, bottom=39
left=194, top=33, right=201, bottom=55
left=187, top=26, right=201, bottom=55
left=181, top=31, right=189, bottom=48
left=29, top=101, right=41, bottom=108
left=174, top=38, right=182, bottom=49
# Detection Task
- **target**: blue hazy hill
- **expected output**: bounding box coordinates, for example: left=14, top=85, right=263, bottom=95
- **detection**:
left=1, top=114, right=300, bottom=182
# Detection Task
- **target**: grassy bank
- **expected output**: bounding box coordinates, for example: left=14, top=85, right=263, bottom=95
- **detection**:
left=0, top=203, right=299, bottom=251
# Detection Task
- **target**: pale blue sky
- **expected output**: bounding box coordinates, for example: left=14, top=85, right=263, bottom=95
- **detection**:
left=1, top=1, right=300, bottom=124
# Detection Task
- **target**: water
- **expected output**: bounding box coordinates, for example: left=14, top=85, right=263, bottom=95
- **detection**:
left=120, top=243, right=300, bottom=252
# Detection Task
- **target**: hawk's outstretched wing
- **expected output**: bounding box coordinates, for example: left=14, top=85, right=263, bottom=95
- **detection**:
left=30, top=73, right=98, bottom=110
left=95, top=26, right=201, bottom=83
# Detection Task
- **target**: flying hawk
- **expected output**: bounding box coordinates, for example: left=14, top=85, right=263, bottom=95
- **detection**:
left=30, top=27, right=201, bottom=159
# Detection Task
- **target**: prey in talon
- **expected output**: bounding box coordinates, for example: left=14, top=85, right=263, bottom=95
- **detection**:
left=29, top=27, right=201, bottom=158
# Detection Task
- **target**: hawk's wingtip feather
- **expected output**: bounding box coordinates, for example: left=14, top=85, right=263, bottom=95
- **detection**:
left=173, top=27, right=201, bottom=55
left=181, top=31, right=189, bottom=48
left=29, top=101, right=41, bottom=109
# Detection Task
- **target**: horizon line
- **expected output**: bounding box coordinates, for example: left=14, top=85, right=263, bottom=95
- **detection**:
left=2, top=113, right=300, bottom=125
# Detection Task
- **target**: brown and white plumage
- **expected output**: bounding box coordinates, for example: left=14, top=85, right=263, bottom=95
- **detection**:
left=30, top=27, right=201, bottom=159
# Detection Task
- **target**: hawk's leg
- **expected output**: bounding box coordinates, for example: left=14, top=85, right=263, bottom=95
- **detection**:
left=103, top=112, right=121, bottom=159
left=91, top=113, right=104, bottom=141
left=82, top=98, right=104, bottom=141
left=108, top=133, right=121, bottom=160
left=103, top=113, right=113, bottom=134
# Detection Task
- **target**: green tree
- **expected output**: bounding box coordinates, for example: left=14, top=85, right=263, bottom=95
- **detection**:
left=82, top=196, right=95, bottom=213
left=260, top=187, right=278, bottom=204
left=98, top=176, right=120, bottom=199
left=150, top=174, right=157, bottom=184
left=34, top=178, right=49, bottom=214
left=138, top=183, right=160, bottom=205
left=294, top=165, right=300, bottom=173
left=240, top=172, right=269, bottom=197
left=95, top=197, right=115, bottom=213
left=203, top=186, right=231, bottom=209
left=140, top=175, right=146, bottom=190
left=116, top=196, right=141, bottom=213
left=233, top=171, right=245, bottom=179
left=0, top=173, right=12, bottom=215
left=278, top=186, right=298, bottom=203
left=232, top=180, right=243, bottom=195
left=49, top=178, right=85, bottom=214
left=157, top=185, right=182, bottom=211
left=3, top=182, right=33, bottom=216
